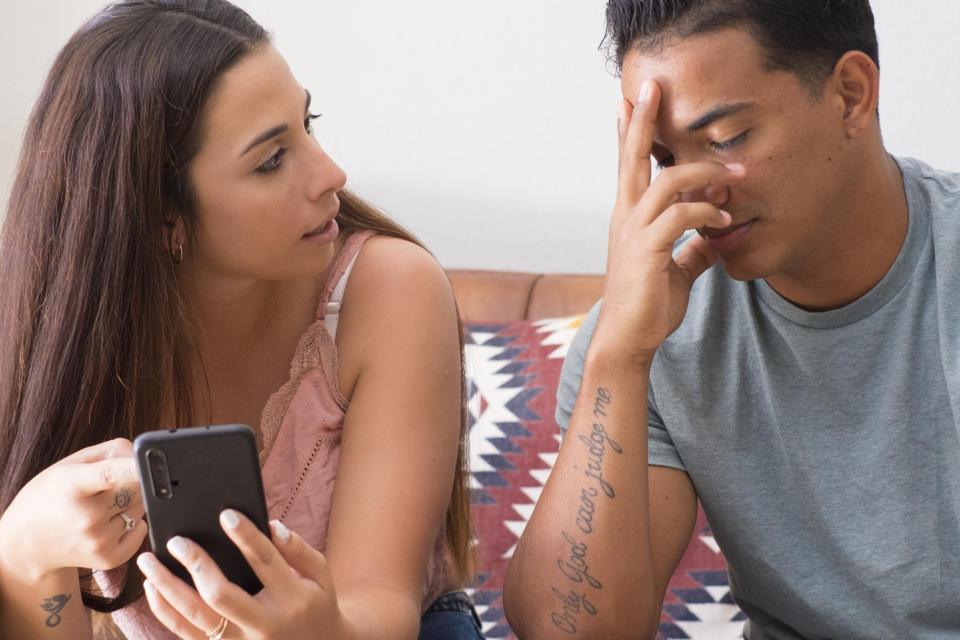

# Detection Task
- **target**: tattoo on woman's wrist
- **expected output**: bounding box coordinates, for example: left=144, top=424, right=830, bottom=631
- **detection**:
left=40, top=594, right=71, bottom=627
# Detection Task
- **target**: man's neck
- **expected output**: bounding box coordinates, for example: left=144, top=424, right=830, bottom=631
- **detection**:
left=764, top=151, right=908, bottom=311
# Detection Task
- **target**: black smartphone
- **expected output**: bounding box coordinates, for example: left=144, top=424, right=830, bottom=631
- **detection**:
left=134, top=424, right=269, bottom=594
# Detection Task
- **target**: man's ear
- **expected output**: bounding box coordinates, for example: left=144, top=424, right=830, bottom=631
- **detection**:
left=829, top=50, right=880, bottom=138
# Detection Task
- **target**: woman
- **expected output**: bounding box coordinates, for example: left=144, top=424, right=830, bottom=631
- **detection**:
left=0, top=1, right=479, bottom=638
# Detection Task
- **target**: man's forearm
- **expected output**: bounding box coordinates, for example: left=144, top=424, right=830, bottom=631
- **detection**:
left=504, top=351, right=660, bottom=640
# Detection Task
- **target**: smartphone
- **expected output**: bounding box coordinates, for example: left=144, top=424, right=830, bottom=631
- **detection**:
left=134, top=424, right=269, bottom=594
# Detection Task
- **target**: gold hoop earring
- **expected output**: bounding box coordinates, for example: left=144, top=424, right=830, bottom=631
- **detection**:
left=172, top=243, right=183, bottom=264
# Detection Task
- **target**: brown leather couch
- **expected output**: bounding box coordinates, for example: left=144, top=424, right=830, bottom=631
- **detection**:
left=446, top=269, right=604, bottom=322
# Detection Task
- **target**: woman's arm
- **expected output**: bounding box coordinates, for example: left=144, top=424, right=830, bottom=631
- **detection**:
left=0, top=439, right=147, bottom=639
left=328, top=235, right=463, bottom=640
left=0, top=565, right=88, bottom=640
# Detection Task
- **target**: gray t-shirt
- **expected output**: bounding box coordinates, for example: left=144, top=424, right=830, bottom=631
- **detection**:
left=557, top=157, right=960, bottom=639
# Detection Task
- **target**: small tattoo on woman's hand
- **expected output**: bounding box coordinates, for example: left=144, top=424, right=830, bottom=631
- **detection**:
left=112, top=487, right=133, bottom=510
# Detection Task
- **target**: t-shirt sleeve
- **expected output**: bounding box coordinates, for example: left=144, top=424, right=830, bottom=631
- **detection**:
left=556, top=302, right=600, bottom=439
left=646, top=389, right=686, bottom=471
left=556, top=301, right=687, bottom=472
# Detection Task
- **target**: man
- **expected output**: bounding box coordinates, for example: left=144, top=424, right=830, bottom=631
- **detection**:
left=502, top=1, right=960, bottom=639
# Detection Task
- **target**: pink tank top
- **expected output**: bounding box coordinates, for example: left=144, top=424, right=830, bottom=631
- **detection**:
left=101, top=231, right=454, bottom=639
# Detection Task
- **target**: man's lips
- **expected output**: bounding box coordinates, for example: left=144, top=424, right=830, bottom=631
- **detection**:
left=698, top=219, right=756, bottom=252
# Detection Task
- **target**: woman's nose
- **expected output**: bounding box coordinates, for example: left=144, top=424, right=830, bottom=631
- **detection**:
left=307, top=145, right=347, bottom=201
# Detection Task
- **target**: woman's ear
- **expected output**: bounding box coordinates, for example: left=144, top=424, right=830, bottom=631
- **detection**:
left=829, top=50, right=880, bottom=139
left=162, top=217, right=187, bottom=258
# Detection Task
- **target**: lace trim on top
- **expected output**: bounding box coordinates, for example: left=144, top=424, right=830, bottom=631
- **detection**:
left=257, top=231, right=376, bottom=465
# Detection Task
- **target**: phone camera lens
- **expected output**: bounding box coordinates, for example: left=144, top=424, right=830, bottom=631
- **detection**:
left=146, top=449, right=174, bottom=500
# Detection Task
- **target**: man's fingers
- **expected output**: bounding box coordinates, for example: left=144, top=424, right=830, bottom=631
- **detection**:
left=616, top=98, right=632, bottom=176
left=644, top=202, right=731, bottom=252
left=618, top=80, right=660, bottom=205
left=674, top=233, right=721, bottom=285
left=639, top=162, right=746, bottom=226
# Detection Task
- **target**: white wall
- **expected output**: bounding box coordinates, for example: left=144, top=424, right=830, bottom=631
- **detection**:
left=3, top=1, right=959, bottom=273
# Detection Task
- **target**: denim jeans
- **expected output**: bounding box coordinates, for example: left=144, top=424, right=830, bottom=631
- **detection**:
left=418, top=591, right=485, bottom=640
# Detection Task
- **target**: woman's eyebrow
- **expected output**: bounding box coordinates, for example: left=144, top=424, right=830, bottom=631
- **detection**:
left=240, top=89, right=311, bottom=157
left=240, top=124, right=288, bottom=157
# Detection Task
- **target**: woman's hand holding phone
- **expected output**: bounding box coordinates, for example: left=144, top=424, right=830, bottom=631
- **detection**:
left=0, top=438, right=146, bottom=580
left=139, top=510, right=345, bottom=640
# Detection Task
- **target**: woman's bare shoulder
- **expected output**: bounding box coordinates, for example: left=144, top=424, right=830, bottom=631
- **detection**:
left=335, top=235, right=459, bottom=391
left=345, top=235, right=453, bottom=313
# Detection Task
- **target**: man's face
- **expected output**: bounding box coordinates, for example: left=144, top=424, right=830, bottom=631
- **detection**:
left=621, top=27, right=851, bottom=284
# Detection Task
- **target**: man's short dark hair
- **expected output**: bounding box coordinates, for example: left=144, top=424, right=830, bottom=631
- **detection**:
left=605, top=0, right=879, bottom=92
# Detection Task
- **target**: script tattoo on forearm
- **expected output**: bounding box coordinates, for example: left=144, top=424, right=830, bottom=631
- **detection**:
left=40, top=594, right=71, bottom=627
left=549, top=387, right=622, bottom=634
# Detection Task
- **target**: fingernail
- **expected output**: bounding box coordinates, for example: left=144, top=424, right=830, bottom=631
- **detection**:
left=719, top=209, right=733, bottom=223
left=143, top=579, right=157, bottom=595
left=137, top=553, right=156, bottom=577
left=638, top=81, right=652, bottom=104
left=221, top=509, right=240, bottom=530
left=273, top=520, right=290, bottom=543
left=724, top=162, right=745, bottom=173
left=167, top=536, right=187, bottom=557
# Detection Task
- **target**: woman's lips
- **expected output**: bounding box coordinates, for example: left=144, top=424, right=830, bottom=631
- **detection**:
left=301, top=218, right=339, bottom=244
left=698, top=219, right=755, bottom=252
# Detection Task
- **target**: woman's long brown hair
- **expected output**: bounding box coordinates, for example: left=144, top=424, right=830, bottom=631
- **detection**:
left=0, top=0, right=472, bottom=612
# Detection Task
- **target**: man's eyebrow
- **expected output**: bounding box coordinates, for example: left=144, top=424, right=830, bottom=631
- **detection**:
left=686, top=102, right=755, bottom=132
left=239, top=89, right=312, bottom=157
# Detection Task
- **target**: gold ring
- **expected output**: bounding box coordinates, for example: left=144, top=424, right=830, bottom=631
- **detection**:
left=118, top=512, right=137, bottom=533
left=206, top=617, right=228, bottom=640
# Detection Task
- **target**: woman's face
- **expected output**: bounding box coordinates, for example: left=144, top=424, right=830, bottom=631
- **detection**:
left=184, top=45, right=346, bottom=284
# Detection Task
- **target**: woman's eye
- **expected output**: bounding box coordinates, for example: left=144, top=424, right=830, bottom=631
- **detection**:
left=711, top=132, right=748, bottom=152
left=304, top=113, right=321, bottom=135
left=256, top=148, right=287, bottom=174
